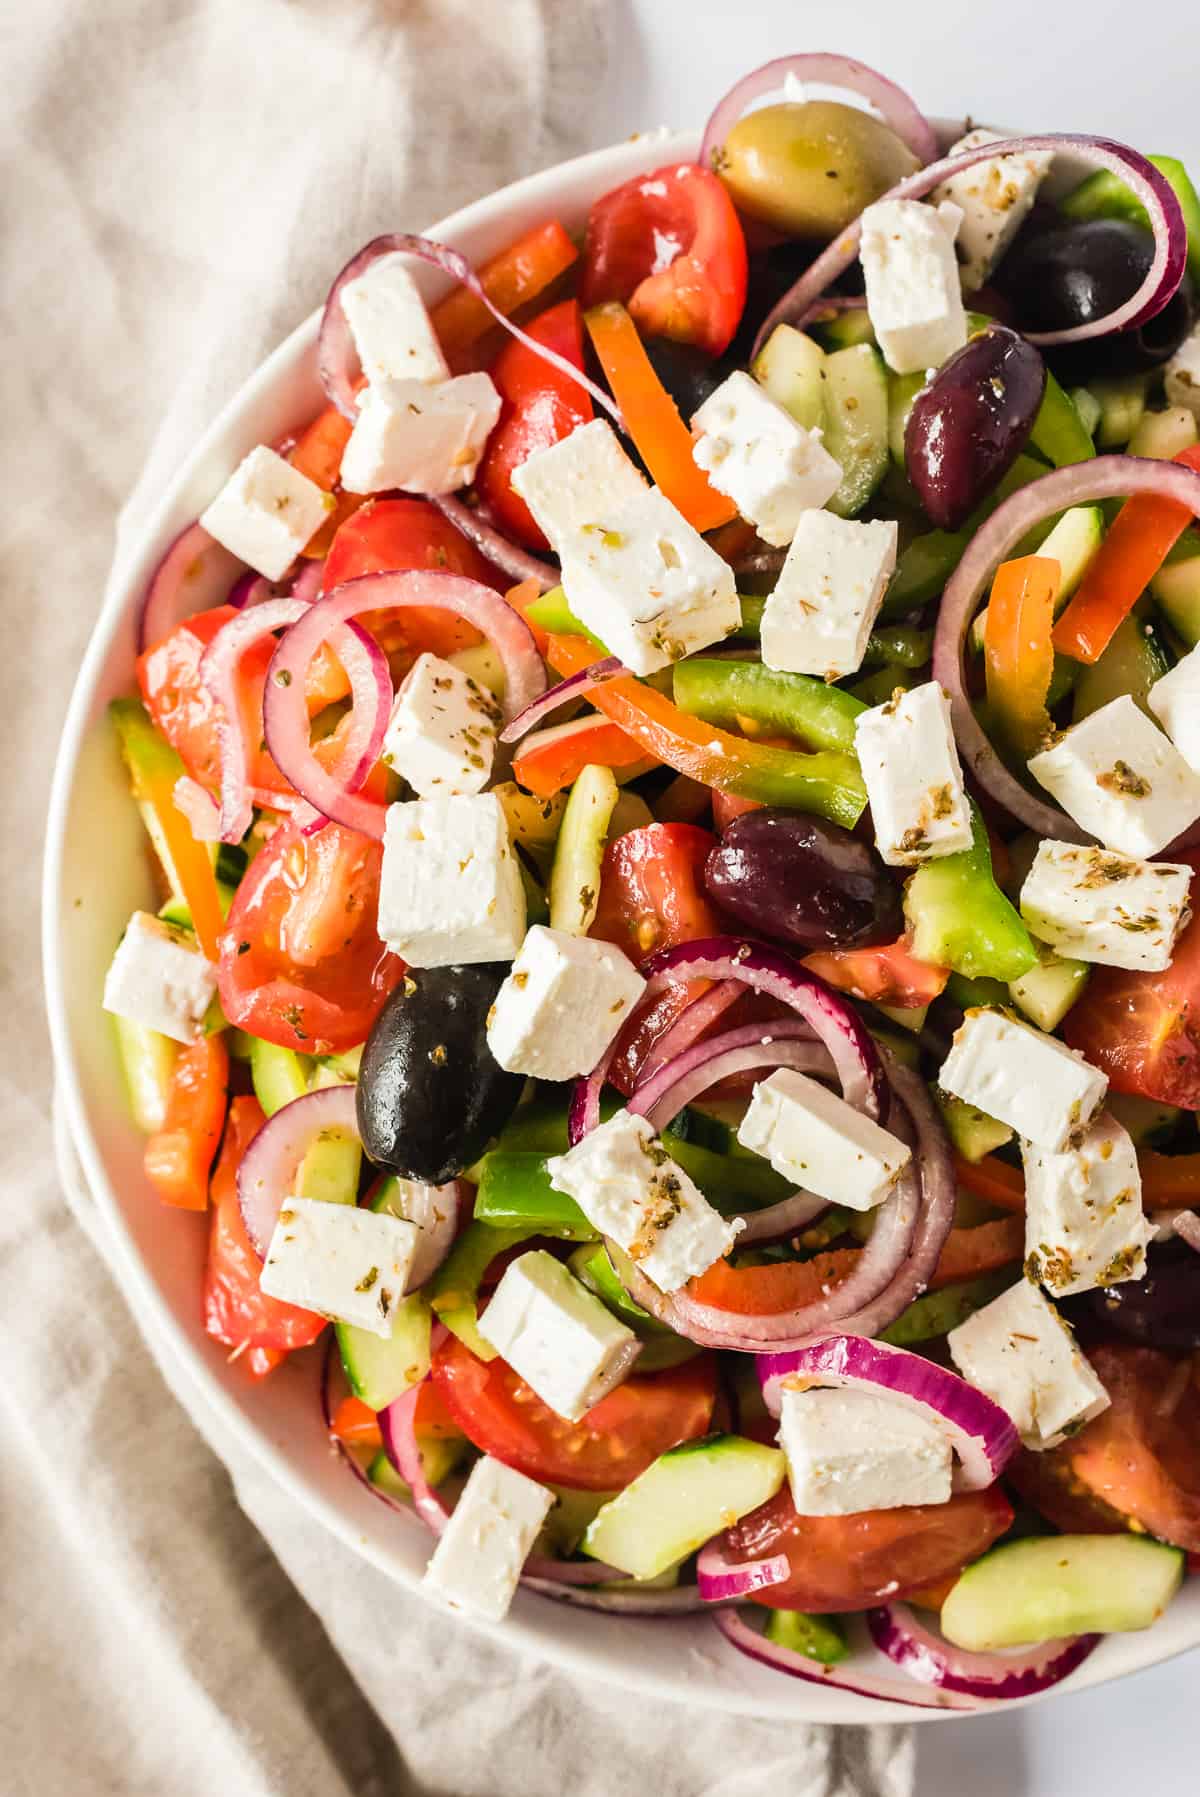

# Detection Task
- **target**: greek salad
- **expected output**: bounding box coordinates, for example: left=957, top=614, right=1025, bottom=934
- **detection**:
left=100, top=53, right=1200, bottom=1709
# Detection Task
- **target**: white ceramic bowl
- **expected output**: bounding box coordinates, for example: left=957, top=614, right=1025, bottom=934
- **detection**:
left=44, top=126, right=1200, bottom=1723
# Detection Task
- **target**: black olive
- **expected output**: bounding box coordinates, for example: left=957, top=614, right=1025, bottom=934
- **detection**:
left=641, top=338, right=732, bottom=417
left=356, top=965, right=522, bottom=1183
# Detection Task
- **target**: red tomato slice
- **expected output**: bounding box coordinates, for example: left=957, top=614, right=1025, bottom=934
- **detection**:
left=581, top=164, right=748, bottom=356
left=430, top=1331, right=717, bottom=1491
left=204, top=1095, right=326, bottom=1365
left=475, top=299, right=592, bottom=551
left=1064, top=858, right=1200, bottom=1105
left=143, top=1035, right=229, bottom=1211
left=725, top=1484, right=1014, bottom=1613
left=803, top=937, right=950, bottom=1009
left=512, top=716, right=649, bottom=799
left=217, top=819, right=405, bottom=1054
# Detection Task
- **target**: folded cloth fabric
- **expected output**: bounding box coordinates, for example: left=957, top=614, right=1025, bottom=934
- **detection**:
left=8, top=1, right=913, bottom=1790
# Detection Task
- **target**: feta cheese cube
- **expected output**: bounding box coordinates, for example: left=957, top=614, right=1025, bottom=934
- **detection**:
left=422, top=1454, right=553, bottom=1622
left=690, top=371, right=841, bottom=546
left=382, top=652, right=500, bottom=798
left=931, top=129, right=1053, bottom=292
left=1164, top=323, right=1200, bottom=423
left=1028, top=695, right=1200, bottom=858
left=478, top=1249, right=640, bottom=1421
left=854, top=681, right=973, bottom=865
left=546, top=1111, right=740, bottom=1293
left=1020, top=840, right=1193, bottom=973
left=859, top=199, right=968, bottom=374
left=1023, top=1112, right=1152, bottom=1298
left=259, top=1197, right=418, bottom=1338
left=948, top=1277, right=1110, bottom=1450
left=760, top=512, right=899, bottom=679
left=1149, top=641, right=1200, bottom=773
left=509, top=418, right=647, bottom=546
left=737, top=1068, right=911, bottom=1212
left=778, top=1386, right=953, bottom=1515
left=339, top=253, right=450, bottom=387
left=485, top=926, right=646, bottom=1080
left=938, top=1007, right=1108, bottom=1152
left=199, top=445, right=332, bottom=581
left=377, top=793, right=525, bottom=966
left=339, top=372, right=502, bottom=496
left=103, top=911, right=217, bottom=1045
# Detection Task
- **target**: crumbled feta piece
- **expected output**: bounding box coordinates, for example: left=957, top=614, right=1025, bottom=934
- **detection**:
left=948, top=1277, right=1111, bottom=1450
left=1164, top=324, right=1200, bottom=423
left=199, top=445, right=332, bottom=581
left=377, top=792, right=525, bottom=966
left=1020, top=840, right=1193, bottom=973
left=546, top=1111, right=740, bottom=1293
left=259, top=1198, right=418, bottom=1337
left=690, top=370, right=841, bottom=546
left=1028, top=695, right=1200, bottom=858
left=339, top=253, right=450, bottom=387
left=478, top=1249, right=640, bottom=1421
left=938, top=1007, right=1107, bottom=1152
left=382, top=652, right=500, bottom=798
left=485, top=926, right=646, bottom=1081
left=859, top=198, right=968, bottom=374
left=931, top=129, right=1053, bottom=292
left=779, top=1386, right=953, bottom=1515
left=1023, top=1111, right=1152, bottom=1298
left=102, top=911, right=217, bottom=1045
left=422, top=1454, right=553, bottom=1622
left=1149, top=641, right=1200, bottom=774
left=509, top=418, right=648, bottom=545
left=854, top=681, right=973, bottom=865
left=737, top=1068, right=911, bottom=1212
left=339, top=372, right=502, bottom=496
left=760, top=512, right=899, bottom=679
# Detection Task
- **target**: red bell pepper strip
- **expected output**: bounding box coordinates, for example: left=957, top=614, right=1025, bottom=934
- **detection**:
left=143, top=1034, right=229, bottom=1211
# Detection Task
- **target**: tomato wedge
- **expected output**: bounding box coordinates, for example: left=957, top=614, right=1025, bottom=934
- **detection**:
left=430, top=219, right=578, bottom=365
left=803, top=937, right=950, bottom=1010
left=475, top=299, right=592, bottom=551
left=725, top=1484, right=1014, bottom=1613
left=288, top=402, right=362, bottom=556
left=430, top=1331, right=717, bottom=1491
left=143, top=1034, right=229, bottom=1211
left=512, top=716, right=649, bottom=798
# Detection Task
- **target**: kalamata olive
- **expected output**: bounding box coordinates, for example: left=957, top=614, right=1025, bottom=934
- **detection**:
left=642, top=339, right=732, bottom=417
left=717, top=101, right=918, bottom=239
left=995, top=218, right=1196, bottom=380
left=1082, top=1240, right=1200, bottom=1352
left=704, top=808, right=902, bottom=950
left=904, top=325, right=1046, bottom=530
left=356, top=965, right=522, bottom=1183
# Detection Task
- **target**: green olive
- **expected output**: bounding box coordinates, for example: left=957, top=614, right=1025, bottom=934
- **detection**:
left=717, top=100, right=920, bottom=239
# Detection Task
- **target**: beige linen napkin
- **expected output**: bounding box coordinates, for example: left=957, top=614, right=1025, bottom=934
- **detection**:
left=7, top=2, right=913, bottom=1790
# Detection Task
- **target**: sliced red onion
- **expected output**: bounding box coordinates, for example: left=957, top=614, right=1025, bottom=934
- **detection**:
left=1171, top=1210, right=1200, bottom=1254
left=700, top=54, right=938, bottom=172
left=711, top=1609, right=987, bottom=1711
left=172, top=776, right=223, bottom=841
left=754, top=136, right=1187, bottom=359
left=138, top=519, right=240, bottom=653
left=522, top=1579, right=720, bottom=1614
left=227, top=570, right=270, bottom=611
left=319, top=234, right=620, bottom=427
left=500, top=658, right=625, bottom=744
left=432, top=493, right=559, bottom=593
left=264, top=569, right=546, bottom=839
left=378, top=1178, right=465, bottom=1291
left=627, top=1018, right=832, bottom=1131
left=933, top=456, right=1200, bottom=838
left=867, top=1603, right=1098, bottom=1701
left=288, top=558, right=325, bottom=605
left=237, top=1084, right=360, bottom=1258
left=636, top=979, right=746, bottom=1084
left=696, top=1540, right=790, bottom=1602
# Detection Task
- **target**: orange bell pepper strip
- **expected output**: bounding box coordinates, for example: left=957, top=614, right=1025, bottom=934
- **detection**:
left=329, top=1395, right=384, bottom=1448
left=983, top=555, right=1061, bottom=755
left=143, top=1034, right=229, bottom=1211
left=504, top=577, right=551, bottom=655
left=431, top=219, right=579, bottom=365
left=113, top=701, right=227, bottom=962
left=960, top=1147, right=1200, bottom=1214
left=513, top=716, right=650, bottom=798
left=1053, top=444, right=1200, bottom=663
left=952, top=1152, right=1027, bottom=1214
left=583, top=302, right=737, bottom=533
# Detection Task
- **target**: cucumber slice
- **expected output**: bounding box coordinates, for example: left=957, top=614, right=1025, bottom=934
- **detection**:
left=1072, top=612, right=1170, bottom=722
left=935, top=1091, right=1013, bottom=1163
left=113, top=1015, right=178, bottom=1133
left=823, top=344, right=889, bottom=519
left=336, top=1291, right=432, bottom=1412
left=879, top=1270, right=1015, bottom=1347
left=751, top=324, right=827, bottom=432
left=941, top=1534, right=1184, bottom=1651
left=447, top=638, right=507, bottom=702
left=429, top=1221, right=529, bottom=1360
left=492, top=781, right=567, bottom=875
left=569, top=1244, right=700, bottom=1370
left=1090, top=372, right=1149, bottom=449
left=1105, top=1091, right=1182, bottom=1148
left=536, top=1486, right=618, bottom=1559
left=366, top=1448, right=411, bottom=1501
left=1029, top=372, right=1096, bottom=468
left=548, top=763, right=619, bottom=936
left=1127, top=405, right=1199, bottom=461
left=582, top=1435, right=787, bottom=1580
left=1069, top=386, right=1103, bottom=439
left=1151, top=550, right=1200, bottom=646
left=250, top=1039, right=311, bottom=1117
left=888, top=371, right=926, bottom=468
left=812, top=308, right=876, bottom=352
left=366, top=1431, right=467, bottom=1498
left=1008, top=949, right=1090, bottom=1032
left=158, top=882, right=236, bottom=928
left=875, top=1001, right=928, bottom=1035
left=764, top=1609, right=848, bottom=1664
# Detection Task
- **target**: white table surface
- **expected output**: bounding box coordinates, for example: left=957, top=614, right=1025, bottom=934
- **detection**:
left=598, top=2, right=1195, bottom=1788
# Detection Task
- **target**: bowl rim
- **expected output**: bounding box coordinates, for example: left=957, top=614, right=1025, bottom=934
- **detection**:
left=43, top=122, right=1200, bottom=1726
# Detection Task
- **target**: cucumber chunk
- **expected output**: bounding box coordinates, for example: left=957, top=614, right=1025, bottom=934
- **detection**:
left=1151, top=551, right=1200, bottom=646
left=582, top=1434, right=786, bottom=1580
left=752, top=324, right=827, bottom=432
left=1127, top=405, right=1199, bottom=461
left=1008, top=949, right=1090, bottom=1032
left=970, top=506, right=1104, bottom=652
left=823, top=344, right=889, bottom=518
left=888, top=371, right=926, bottom=467
left=941, top=1535, right=1184, bottom=1651
left=1105, top=1092, right=1181, bottom=1148
left=250, top=1039, right=310, bottom=1117
left=1090, top=373, right=1149, bottom=449
left=935, top=1091, right=1014, bottom=1163
left=548, top=763, right=619, bottom=936
left=812, top=308, right=876, bottom=352
left=1072, top=613, right=1170, bottom=722
left=337, top=1292, right=432, bottom=1413
left=879, top=1270, right=1015, bottom=1347
left=764, top=1609, right=848, bottom=1664
left=113, top=1015, right=178, bottom=1134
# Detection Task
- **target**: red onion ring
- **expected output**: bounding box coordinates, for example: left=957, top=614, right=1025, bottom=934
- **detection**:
left=138, top=520, right=240, bottom=653
left=263, top=569, right=546, bottom=839
left=521, top=1579, right=722, bottom=1614
left=700, top=54, right=938, bottom=172
left=318, top=234, right=621, bottom=428
left=499, top=658, right=625, bottom=744
left=288, top=558, right=325, bottom=605
left=696, top=1540, right=790, bottom=1603
left=932, top=456, right=1200, bottom=839
left=432, top=493, right=560, bottom=593
left=711, top=1608, right=984, bottom=1711
left=237, top=1085, right=361, bottom=1259
left=384, top=1179, right=465, bottom=1291
left=753, top=136, right=1187, bottom=360
left=866, top=1603, right=1098, bottom=1701
left=1171, top=1210, right=1200, bottom=1254
left=227, top=570, right=270, bottom=611
left=627, top=1020, right=833, bottom=1130
left=636, top=979, right=746, bottom=1083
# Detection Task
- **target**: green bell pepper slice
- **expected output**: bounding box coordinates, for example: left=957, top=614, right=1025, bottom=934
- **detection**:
left=672, top=658, right=865, bottom=754
left=904, top=805, right=1039, bottom=983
